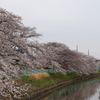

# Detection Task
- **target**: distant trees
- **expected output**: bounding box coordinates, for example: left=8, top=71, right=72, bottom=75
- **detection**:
left=34, top=42, right=100, bottom=75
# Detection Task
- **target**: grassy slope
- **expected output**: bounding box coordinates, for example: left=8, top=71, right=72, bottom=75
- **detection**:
left=20, top=72, right=78, bottom=88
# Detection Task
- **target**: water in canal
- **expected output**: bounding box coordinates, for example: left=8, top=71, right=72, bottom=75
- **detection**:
left=41, top=78, right=100, bottom=100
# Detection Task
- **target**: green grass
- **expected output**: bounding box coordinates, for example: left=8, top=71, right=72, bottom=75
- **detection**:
left=20, top=72, right=78, bottom=88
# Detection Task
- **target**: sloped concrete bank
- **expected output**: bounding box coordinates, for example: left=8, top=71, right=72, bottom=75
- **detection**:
left=23, top=73, right=100, bottom=100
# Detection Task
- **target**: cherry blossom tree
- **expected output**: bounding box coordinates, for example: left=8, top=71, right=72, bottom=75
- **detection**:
left=0, top=8, right=42, bottom=76
left=33, top=42, right=69, bottom=73
left=0, top=8, right=41, bottom=99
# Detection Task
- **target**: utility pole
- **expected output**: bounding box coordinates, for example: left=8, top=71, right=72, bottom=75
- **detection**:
left=76, top=45, right=78, bottom=51
left=88, top=49, right=89, bottom=57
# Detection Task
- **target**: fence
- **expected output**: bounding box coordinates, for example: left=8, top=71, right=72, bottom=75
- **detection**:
left=19, top=69, right=62, bottom=76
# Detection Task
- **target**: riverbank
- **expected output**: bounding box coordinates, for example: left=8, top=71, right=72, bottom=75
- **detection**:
left=20, top=73, right=100, bottom=100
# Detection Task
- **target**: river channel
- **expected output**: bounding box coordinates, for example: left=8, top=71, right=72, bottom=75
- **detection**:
left=41, top=78, right=100, bottom=100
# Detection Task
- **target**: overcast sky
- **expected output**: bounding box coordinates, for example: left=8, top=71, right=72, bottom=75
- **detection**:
left=1, top=0, right=100, bottom=58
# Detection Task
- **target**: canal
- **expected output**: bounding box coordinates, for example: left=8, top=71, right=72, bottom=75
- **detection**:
left=41, top=78, right=100, bottom=100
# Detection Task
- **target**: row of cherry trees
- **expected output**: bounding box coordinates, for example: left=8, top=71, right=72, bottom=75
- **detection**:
left=34, top=42, right=100, bottom=74
left=0, top=8, right=100, bottom=99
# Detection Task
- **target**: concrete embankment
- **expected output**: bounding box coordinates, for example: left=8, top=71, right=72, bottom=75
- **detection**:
left=23, top=73, right=100, bottom=100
